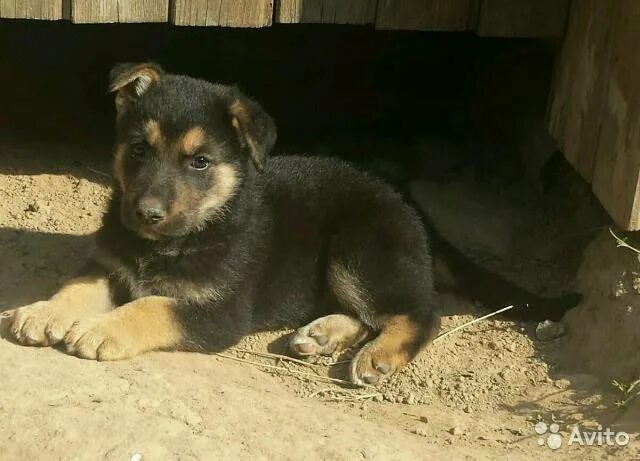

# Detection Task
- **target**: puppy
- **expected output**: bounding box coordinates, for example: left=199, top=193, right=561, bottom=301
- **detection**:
left=9, top=63, right=440, bottom=385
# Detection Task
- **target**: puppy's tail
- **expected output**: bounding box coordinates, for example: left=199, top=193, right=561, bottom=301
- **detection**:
left=417, top=207, right=581, bottom=322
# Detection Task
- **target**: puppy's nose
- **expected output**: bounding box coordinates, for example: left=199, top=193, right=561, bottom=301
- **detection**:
left=135, top=198, right=166, bottom=225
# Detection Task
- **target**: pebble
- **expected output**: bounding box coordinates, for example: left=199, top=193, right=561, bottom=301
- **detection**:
left=372, top=394, right=383, bottom=403
left=449, top=427, right=463, bottom=436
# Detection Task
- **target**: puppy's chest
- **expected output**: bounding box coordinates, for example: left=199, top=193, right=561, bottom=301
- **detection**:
left=111, top=250, right=224, bottom=304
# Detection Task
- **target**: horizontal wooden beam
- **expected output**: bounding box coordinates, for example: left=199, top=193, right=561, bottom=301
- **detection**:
left=375, top=0, right=476, bottom=31
left=173, top=0, right=273, bottom=27
left=70, top=0, right=169, bottom=23
left=477, top=0, right=569, bottom=37
left=276, top=0, right=376, bottom=25
left=0, top=0, right=63, bottom=20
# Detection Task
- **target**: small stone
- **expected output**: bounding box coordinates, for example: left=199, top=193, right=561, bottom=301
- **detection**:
left=463, top=405, right=471, bottom=413
left=384, top=392, right=394, bottom=402
left=25, top=203, right=39, bottom=213
left=372, top=394, right=383, bottom=403
left=405, top=393, right=416, bottom=405
left=449, top=427, right=463, bottom=436
left=535, top=320, right=565, bottom=342
left=506, top=342, right=516, bottom=353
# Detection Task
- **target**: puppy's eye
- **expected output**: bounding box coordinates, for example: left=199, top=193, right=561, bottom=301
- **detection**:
left=191, top=156, right=210, bottom=170
left=129, top=143, right=146, bottom=160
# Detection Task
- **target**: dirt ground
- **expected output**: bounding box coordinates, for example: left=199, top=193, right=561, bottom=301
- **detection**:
left=1, top=140, right=639, bottom=460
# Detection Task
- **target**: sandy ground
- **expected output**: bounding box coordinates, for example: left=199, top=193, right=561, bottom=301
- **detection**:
left=1, top=141, right=639, bottom=460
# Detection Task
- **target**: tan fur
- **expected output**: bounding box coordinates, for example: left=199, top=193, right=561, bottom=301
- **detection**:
left=110, top=63, right=162, bottom=115
left=196, top=162, right=239, bottom=222
left=290, top=314, right=369, bottom=357
left=179, top=126, right=206, bottom=154
left=230, top=100, right=263, bottom=169
left=350, top=314, right=423, bottom=385
left=64, top=296, right=183, bottom=361
left=10, top=276, right=113, bottom=346
left=145, top=119, right=164, bottom=149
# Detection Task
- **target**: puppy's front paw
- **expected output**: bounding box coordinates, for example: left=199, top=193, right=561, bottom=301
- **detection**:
left=10, top=301, right=79, bottom=346
left=350, top=340, right=406, bottom=386
left=64, top=316, right=138, bottom=361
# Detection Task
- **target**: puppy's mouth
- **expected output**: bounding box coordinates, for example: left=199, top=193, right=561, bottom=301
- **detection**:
left=120, top=204, right=192, bottom=240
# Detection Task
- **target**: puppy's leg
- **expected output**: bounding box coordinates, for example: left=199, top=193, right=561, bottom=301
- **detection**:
left=289, top=314, right=369, bottom=358
left=64, top=296, right=183, bottom=361
left=350, top=313, right=437, bottom=386
left=10, top=273, right=114, bottom=346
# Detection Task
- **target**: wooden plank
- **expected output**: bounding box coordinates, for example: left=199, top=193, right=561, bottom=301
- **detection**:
left=375, top=0, right=475, bottom=31
left=71, top=0, right=168, bottom=23
left=548, top=0, right=616, bottom=182
left=119, top=0, right=168, bottom=22
left=592, top=0, right=640, bottom=230
left=0, top=0, right=63, bottom=19
left=173, top=0, right=273, bottom=27
left=276, top=0, right=376, bottom=25
left=477, top=0, right=569, bottom=37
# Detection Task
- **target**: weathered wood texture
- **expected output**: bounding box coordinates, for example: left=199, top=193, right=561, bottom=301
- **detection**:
left=477, top=0, right=569, bottom=37
left=173, top=0, right=273, bottom=27
left=276, top=0, right=375, bottom=24
left=0, top=0, right=63, bottom=19
left=592, top=1, right=640, bottom=230
left=375, top=0, right=475, bottom=31
left=71, top=0, right=169, bottom=23
left=549, top=0, right=616, bottom=182
left=550, top=0, right=640, bottom=230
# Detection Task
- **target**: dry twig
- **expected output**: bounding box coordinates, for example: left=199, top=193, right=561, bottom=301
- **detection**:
left=215, top=352, right=357, bottom=387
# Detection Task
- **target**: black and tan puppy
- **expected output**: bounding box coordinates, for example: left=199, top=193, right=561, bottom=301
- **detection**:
left=9, top=63, right=440, bottom=385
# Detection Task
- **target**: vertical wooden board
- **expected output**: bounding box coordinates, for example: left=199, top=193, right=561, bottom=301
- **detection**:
left=173, top=0, right=273, bottom=27
left=72, top=0, right=168, bottom=23
left=592, top=1, right=640, bottom=230
left=0, top=0, right=63, bottom=19
left=119, top=0, right=168, bottom=22
left=375, top=0, right=474, bottom=31
left=477, top=0, right=569, bottom=37
left=548, top=0, right=616, bottom=182
left=276, top=0, right=376, bottom=25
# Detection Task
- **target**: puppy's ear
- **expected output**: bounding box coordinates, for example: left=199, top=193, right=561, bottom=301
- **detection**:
left=109, top=62, right=164, bottom=115
left=230, top=96, right=277, bottom=173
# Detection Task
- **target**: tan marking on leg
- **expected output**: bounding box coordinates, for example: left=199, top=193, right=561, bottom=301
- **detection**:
left=179, top=126, right=206, bottom=155
left=64, top=296, right=183, bottom=361
left=290, top=314, right=369, bottom=358
left=10, top=276, right=113, bottom=346
left=145, top=119, right=164, bottom=148
left=351, top=314, right=426, bottom=386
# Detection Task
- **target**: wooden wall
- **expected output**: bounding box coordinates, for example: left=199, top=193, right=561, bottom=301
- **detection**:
left=550, top=0, right=640, bottom=230
left=0, top=0, right=569, bottom=37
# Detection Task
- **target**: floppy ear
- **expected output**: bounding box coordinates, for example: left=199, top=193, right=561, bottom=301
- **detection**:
left=229, top=96, right=277, bottom=173
left=109, top=62, right=164, bottom=115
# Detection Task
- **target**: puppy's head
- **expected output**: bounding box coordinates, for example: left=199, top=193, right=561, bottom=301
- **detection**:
left=108, top=63, right=276, bottom=240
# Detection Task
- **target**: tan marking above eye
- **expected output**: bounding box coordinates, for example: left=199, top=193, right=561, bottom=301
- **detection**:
left=179, top=126, right=206, bottom=155
left=145, top=119, right=164, bottom=148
